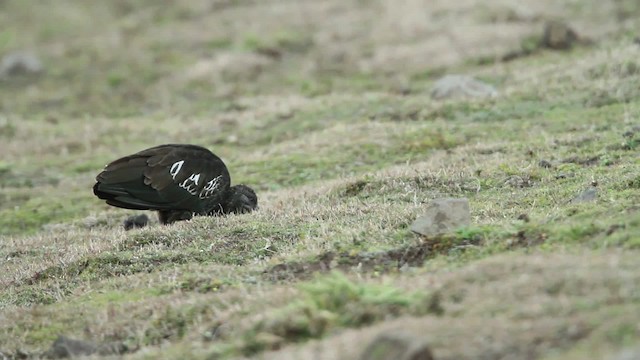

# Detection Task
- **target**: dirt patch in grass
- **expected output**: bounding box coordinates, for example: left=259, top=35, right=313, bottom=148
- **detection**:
left=253, top=251, right=640, bottom=360
left=264, top=232, right=484, bottom=282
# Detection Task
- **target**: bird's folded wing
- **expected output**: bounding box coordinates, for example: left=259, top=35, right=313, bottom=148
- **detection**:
left=95, top=145, right=230, bottom=211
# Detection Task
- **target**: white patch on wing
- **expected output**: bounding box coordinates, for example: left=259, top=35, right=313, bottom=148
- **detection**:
left=179, top=173, right=201, bottom=195
left=199, top=175, right=223, bottom=199
left=169, top=160, right=185, bottom=179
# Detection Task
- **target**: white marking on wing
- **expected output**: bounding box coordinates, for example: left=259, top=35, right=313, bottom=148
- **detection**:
left=199, top=175, right=223, bottom=199
left=189, top=173, right=200, bottom=185
left=169, top=160, right=185, bottom=179
left=179, top=173, right=201, bottom=196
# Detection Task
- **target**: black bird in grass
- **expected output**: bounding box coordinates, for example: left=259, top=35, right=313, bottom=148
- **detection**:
left=93, top=144, right=257, bottom=225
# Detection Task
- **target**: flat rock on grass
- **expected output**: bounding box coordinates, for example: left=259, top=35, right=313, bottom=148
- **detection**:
left=0, top=51, right=43, bottom=78
left=42, top=335, right=127, bottom=359
left=569, top=188, right=597, bottom=204
left=431, top=75, right=497, bottom=100
left=359, top=332, right=434, bottom=360
left=43, top=336, right=97, bottom=359
left=123, top=214, right=149, bottom=230
left=411, top=198, right=471, bottom=236
left=613, top=346, right=640, bottom=360
left=542, top=21, right=579, bottom=50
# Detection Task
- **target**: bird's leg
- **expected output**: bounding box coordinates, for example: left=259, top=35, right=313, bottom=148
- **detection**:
left=157, top=210, right=193, bottom=224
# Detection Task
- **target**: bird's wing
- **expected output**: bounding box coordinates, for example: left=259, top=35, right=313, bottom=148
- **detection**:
left=94, top=145, right=231, bottom=212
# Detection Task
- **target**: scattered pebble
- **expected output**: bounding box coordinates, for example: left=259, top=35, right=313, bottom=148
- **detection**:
left=226, top=134, right=239, bottom=144
left=504, top=175, right=533, bottom=188
left=0, top=51, right=43, bottom=78
left=359, top=332, right=434, bottom=360
left=612, top=346, right=640, bottom=360
left=622, top=130, right=635, bottom=138
left=389, top=75, right=411, bottom=95
left=542, top=21, right=579, bottom=50
left=410, top=198, right=470, bottom=236
left=82, top=216, right=100, bottom=228
left=184, top=52, right=273, bottom=82
left=42, top=336, right=97, bottom=359
left=538, top=159, right=553, bottom=168
left=123, top=214, right=149, bottom=230
left=606, top=224, right=625, bottom=236
left=42, top=335, right=127, bottom=359
left=253, top=332, right=285, bottom=350
left=431, top=74, right=497, bottom=100
left=569, top=188, right=597, bottom=204
left=16, top=349, right=29, bottom=358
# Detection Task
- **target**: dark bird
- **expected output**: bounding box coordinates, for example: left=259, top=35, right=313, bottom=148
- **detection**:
left=93, top=144, right=257, bottom=225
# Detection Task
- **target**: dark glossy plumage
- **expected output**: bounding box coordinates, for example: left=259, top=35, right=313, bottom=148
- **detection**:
left=93, top=144, right=257, bottom=224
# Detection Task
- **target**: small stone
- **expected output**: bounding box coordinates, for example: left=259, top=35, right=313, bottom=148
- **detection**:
left=123, top=214, right=149, bottom=230
left=253, top=332, right=284, bottom=350
left=82, top=216, right=99, bottom=228
left=0, top=51, right=43, bottom=78
left=504, top=175, right=533, bottom=188
left=542, top=21, right=578, bottom=50
left=389, top=75, right=411, bottom=95
left=569, top=188, right=597, bottom=204
left=13, top=349, right=28, bottom=359
left=611, top=346, right=640, bottom=360
left=203, top=322, right=230, bottom=341
left=431, top=74, right=497, bottom=100
left=43, top=336, right=97, bottom=359
left=606, top=224, right=624, bottom=236
left=184, top=52, right=273, bottom=82
left=538, top=159, right=553, bottom=168
left=226, top=134, right=238, bottom=143
left=96, top=341, right=128, bottom=356
left=359, top=332, right=434, bottom=360
left=411, top=198, right=471, bottom=236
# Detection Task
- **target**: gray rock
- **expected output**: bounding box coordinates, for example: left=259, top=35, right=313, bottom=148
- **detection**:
left=611, top=346, right=640, bottom=360
left=504, top=175, right=533, bottom=188
left=538, top=159, right=553, bottom=168
left=123, top=214, right=149, bottom=230
left=359, top=332, right=434, bottom=360
left=569, top=188, right=597, bottom=204
left=411, top=198, right=471, bottom=236
left=542, top=21, right=578, bottom=50
left=97, top=342, right=128, bottom=356
left=43, top=336, right=97, bottom=358
left=0, top=51, right=43, bottom=78
left=42, top=336, right=126, bottom=358
left=431, top=74, right=497, bottom=100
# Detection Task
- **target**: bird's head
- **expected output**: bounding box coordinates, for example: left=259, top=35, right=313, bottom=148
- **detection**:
left=222, top=184, right=258, bottom=214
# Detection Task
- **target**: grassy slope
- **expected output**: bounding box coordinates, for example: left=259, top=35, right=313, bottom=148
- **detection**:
left=0, top=0, right=639, bottom=359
